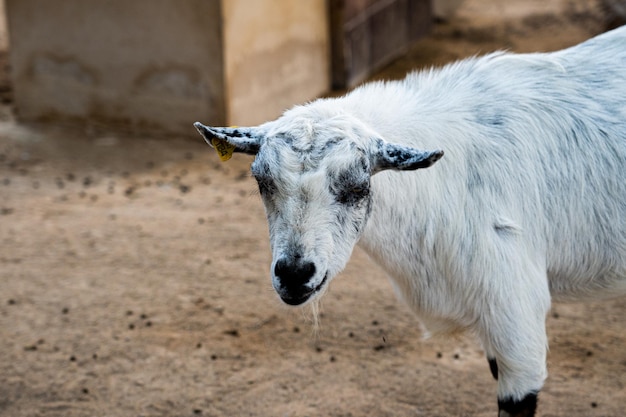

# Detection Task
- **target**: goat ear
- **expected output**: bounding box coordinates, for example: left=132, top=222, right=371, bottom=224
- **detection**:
left=372, top=140, right=444, bottom=173
left=193, top=122, right=262, bottom=159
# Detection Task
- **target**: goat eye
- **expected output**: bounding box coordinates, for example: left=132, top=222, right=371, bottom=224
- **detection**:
left=336, top=184, right=369, bottom=205
left=350, top=186, right=367, bottom=196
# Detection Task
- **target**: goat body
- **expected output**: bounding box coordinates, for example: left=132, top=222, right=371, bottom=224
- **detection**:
left=195, top=26, right=626, bottom=417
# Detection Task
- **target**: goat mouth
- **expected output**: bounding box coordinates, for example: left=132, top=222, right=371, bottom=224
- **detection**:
left=280, top=273, right=328, bottom=306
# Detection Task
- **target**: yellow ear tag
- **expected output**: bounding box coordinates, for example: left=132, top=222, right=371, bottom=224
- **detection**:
left=211, top=126, right=237, bottom=162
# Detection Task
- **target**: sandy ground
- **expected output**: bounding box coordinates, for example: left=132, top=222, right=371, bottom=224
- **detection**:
left=1, top=1, right=625, bottom=416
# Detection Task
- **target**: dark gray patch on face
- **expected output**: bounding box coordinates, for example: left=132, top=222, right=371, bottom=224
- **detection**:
left=329, top=156, right=371, bottom=207
left=251, top=148, right=281, bottom=198
left=333, top=174, right=370, bottom=206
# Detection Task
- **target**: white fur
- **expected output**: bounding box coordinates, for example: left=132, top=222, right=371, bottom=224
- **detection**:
left=195, top=26, right=626, bottom=411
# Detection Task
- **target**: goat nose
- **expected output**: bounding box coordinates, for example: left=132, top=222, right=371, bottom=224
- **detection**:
left=273, top=258, right=324, bottom=306
left=274, top=258, right=316, bottom=286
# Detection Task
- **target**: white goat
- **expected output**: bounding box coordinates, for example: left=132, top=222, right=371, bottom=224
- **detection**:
left=195, top=26, right=626, bottom=417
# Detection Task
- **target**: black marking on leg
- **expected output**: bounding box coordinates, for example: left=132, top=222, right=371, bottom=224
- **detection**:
left=498, top=392, right=538, bottom=417
left=488, top=357, right=498, bottom=380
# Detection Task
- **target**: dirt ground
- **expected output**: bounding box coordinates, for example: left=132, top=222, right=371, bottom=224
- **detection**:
left=1, top=1, right=624, bottom=416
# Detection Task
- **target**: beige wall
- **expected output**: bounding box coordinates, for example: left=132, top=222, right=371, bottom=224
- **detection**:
left=6, top=0, right=225, bottom=133
left=0, top=0, right=7, bottom=51
left=222, top=0, right=330, bottom=125
left=5, top=0, right=330, bottom=134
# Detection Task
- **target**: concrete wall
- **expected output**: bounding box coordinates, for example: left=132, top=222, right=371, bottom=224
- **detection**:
left=5, top=0, right=330, bottom=134
left=6, top=0, right=225, bottom=133
left=0, top=1, right=8, bottom=51
left=223, top=0, right=329, bottom=125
